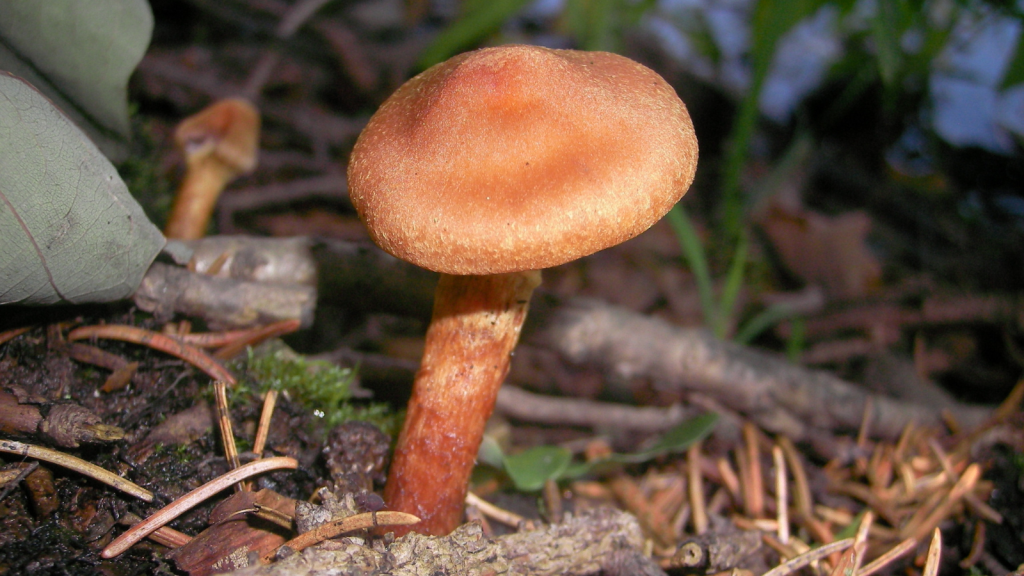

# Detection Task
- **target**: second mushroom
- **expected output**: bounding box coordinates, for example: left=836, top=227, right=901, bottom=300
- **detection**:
left=347, top=44, right=698, bottom=535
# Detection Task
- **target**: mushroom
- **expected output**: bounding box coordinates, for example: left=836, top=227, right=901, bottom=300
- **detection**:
left=164, top=98, right=260, bottom=240
left=347, top=45, right=698, bottom=535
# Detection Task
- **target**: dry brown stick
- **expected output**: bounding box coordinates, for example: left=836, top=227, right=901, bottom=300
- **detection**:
left=496, top=385, right=697, bottom=432
left=119, top=511, right=193, bottom=549
left=858, top=537, right=917, bottom=576
left=743, top=423, right=764, bottom=518
left=902, top=463, right=981, bottom=542
left=213, top=381, right=243, bottom=491
left=214, top=318, right=302, bottom=359
left=465, top=491, right=528, bottom=528
left=762, top=538, right=854, bottom=576
left=715, top=457, right=741, bottom=504
left=134, top=262, right=316, bottom=330
left=0, top=462, right=38, bottom=503
left=241, top=0, right=336, bottom=98
left=530, top=298, right=991, bottom=442
left=101, top=457, right=298, bottom=558
left=687, top=442, right=707, bottom=535
left=828, top=547, right=857, bottom=576
left=169, top=319, right=302, bottom=355
left=777, top=437, right=812, bottom=520
left=219, top=174, right=349, bottom=218
left=66, top=342, right=130, bottom=372
left=852, top=510, right=873, bottom=571
left=0, top=326, right=31, bottom=346
left=253, top=390, right=278, bottom=457
left=67, top=324, right=237, bottom=384
left=267, top=511, right=421, bottom=562
left=922, top=528, right=942, bottom=576
left=772, top=445, right=789, bottom=545
left=609, top=475, right=674, bottom=549
left=0, top=439, right=152, bottom=501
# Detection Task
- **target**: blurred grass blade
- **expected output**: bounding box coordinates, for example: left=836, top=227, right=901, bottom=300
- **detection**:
left=871, top=0, right=903, bottom=86
left=717, top=230, right=750, bottom=339
left=417, top=0, right=533, bottom=69
left=1001, top=33, right=1024, bottom=89
left=611, top=413, right=718, bottom=464
left=668, top=205, right=719, bottom=334
left=721, top=0, right=825, bottom=239
left=734, top=303, right=799, bottom=345
left=785, top=317, right=806, bottom=362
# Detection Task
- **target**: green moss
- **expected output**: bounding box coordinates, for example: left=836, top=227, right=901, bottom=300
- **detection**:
left=233, top=345, right=402, bottom=437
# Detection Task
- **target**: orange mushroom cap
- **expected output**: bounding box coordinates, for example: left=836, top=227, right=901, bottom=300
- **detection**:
left=347, top=44, right=698, bottom=275
left=174, top=98, right=260, bottom=175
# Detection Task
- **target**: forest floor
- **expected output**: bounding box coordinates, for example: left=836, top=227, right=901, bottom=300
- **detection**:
left=2, top=0, right=1024, bottom=574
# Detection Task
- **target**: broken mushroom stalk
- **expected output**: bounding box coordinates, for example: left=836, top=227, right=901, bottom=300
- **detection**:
left=347, top=44, right=698, bottom=535
left=164, top=98, right=260, bottom=240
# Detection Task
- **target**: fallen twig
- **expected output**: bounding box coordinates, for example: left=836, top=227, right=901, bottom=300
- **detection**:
left=465, top=491, right=528, bottom=529
left=530, top=297, right=991, bottom=442
left=0, top=439, right=152, bottom=501
left=858, top=536, right=917, bottom=576
left=266, top=510, right=420, bottom=562
left=102, top=456, right=298, bottom=558
left=761, top=538, right=854, bottom=576
left=68, top=324, right=237, bottom=384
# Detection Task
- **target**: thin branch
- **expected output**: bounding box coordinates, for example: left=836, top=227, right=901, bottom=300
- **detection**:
left=0, top=439, right=152, bottom=501
left=761, top=538, right=854, bottom=576
left=67, top=324, right=237, bottom=384
left=101, top=457, right=298, bottom=558
left=267, top=511, right=420, bottom=562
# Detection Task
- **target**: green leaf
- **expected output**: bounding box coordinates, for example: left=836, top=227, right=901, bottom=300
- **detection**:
left=0, top=72, right=165, bottom=305
left=0, top=0, right=153, bottom=159
left=477, top=435, right=506, bottom=470
left=611, top=413, right=718, bottom=464
left=503, top=446, right=572, bottom=491
left=417, top=0, right=533, bottom=69
left=1002, top=34, right=1024, bottom=89
left=871, top=0, right=903, bottom=86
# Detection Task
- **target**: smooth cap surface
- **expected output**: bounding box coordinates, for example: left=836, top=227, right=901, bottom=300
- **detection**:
left=175, top=98, right=260, bottom=174
left=347, top=45, right=698, bottom=275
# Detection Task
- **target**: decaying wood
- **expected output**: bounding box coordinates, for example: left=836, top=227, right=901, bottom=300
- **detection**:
left=140, top=236, right=992, bottom=443
left=496, top=385, right=699, bottom=433
left=134, top=262, right=316, bottom=329
left=528, top=297, right=991, bottom=442
left=229, top=507, right=644, bottom=576
left=168, top=489, right=297, bottom=576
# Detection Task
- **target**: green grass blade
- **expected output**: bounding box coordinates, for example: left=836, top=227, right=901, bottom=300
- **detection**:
left=416, top=0, right=533, bottom=69
left=734, top=303, right=799, bottom=345
left=717, top=230, right=750, bottom=339
left=667, top=204, right=719, bottom=333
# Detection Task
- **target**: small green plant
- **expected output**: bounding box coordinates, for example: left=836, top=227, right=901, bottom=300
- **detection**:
left=479, top=412, right=718, bottom=491
left=667, top=205, right=799, bottom=345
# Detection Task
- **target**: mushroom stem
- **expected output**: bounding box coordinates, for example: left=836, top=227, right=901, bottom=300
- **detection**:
left=384, top=270, right=541, bottom=535
left=164, top=158, right=237, bottom=240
